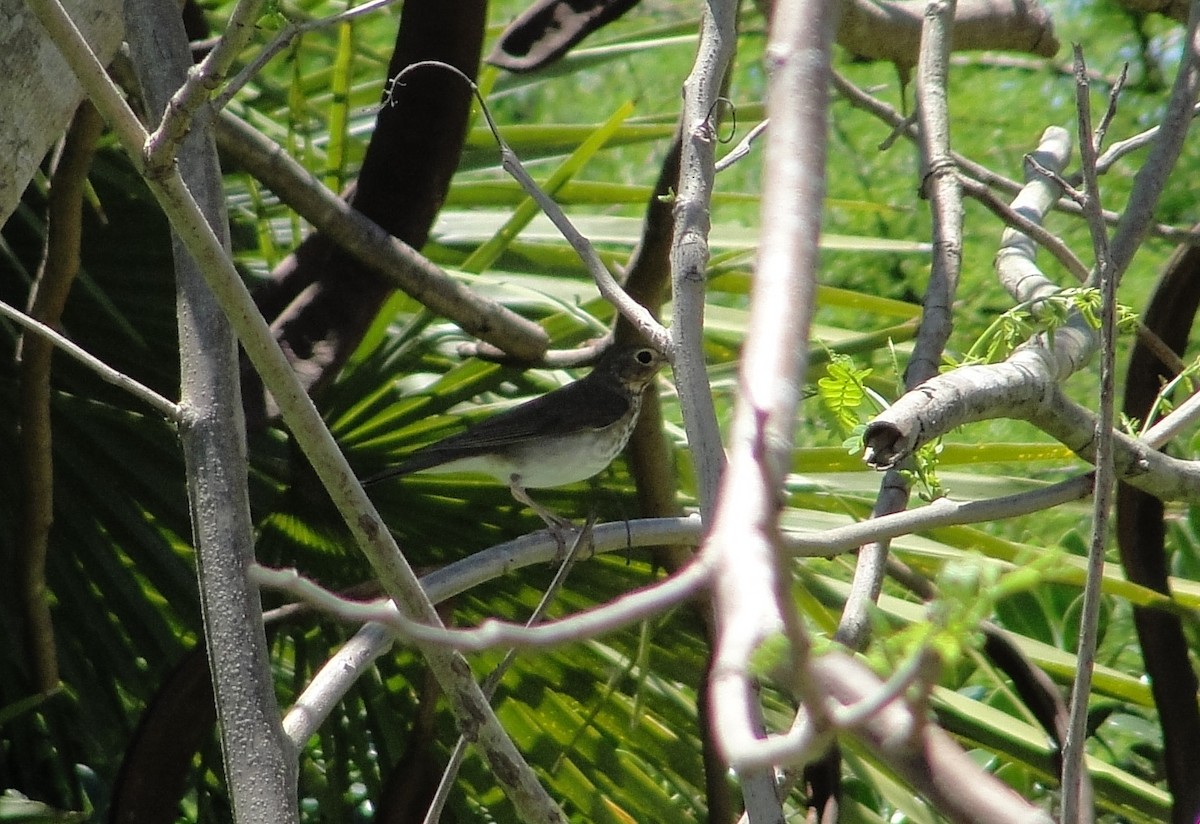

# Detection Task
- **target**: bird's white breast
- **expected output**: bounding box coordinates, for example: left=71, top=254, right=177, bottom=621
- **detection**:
left=421, top=420, right=634, bottom=488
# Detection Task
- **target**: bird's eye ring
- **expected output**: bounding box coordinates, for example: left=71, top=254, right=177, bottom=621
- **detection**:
left=635, top=348, right=655, bottom=364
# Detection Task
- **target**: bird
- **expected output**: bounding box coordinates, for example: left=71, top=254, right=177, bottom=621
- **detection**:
left=363, top=344, right=667, bottom=520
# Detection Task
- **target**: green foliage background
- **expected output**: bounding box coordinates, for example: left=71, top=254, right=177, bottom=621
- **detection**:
left=2, top=0, right=1198, bottom=821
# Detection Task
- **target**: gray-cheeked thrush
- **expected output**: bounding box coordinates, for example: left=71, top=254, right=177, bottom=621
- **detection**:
left=364, top=344, right=666, bottom=519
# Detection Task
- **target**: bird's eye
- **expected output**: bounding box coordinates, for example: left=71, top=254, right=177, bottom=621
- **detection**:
left=635, top=348, right=655, bottom=364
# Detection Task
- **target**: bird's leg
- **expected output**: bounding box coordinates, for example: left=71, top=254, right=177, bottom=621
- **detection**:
left=508, top=475, right=577, bottom=556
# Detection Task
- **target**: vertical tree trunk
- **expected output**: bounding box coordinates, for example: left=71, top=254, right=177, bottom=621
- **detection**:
left=123, top=4, right=298, bottom=821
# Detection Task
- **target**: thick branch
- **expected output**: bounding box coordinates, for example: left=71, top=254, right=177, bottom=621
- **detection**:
left=995, top=127, right=1074, bottom=301
left=707, top=0, right=836, bottom=813
left=0, top=0, right=121, bottom=226
left=122, top=3, right=299, bottom=821
left=670, top=0, right=736, bottom=518
left=863, top=350, right=1200, bottom=503
left=836, top=0, right=1058, bottom=69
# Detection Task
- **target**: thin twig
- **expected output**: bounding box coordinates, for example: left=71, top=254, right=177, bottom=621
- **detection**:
left=783, top=475, right=1093, bottom=554
left=831, top=647, right=938, bottom=728
left=18, top=102, right=106, bottom=691
left=1106, top=5, right=1200, bottom=282
left=213, top=0, right=400, bottom=112
left=1091, top=63, right=1128, bottom=153
left=1, top=298, right=180, bottom=421
left=422, top=518, right=597, bottom=824
left=461, top=337, right=611, bottom=368
left=960, top=174, right=1089, bottom=282
left=1141, top=380, right=1200, bottom=447
left=1025, top=153, right=1085, bottom=205
left=390, top=60, right=673, bottom=356
left=252, top=539, right=712, bottom=652
left=715, top=118, right=769, bottom=172
left=831, top=70, right=1200, bottom=246
left=145, top=0, right=269, bottom=171
left=1061, top=45, right=1112, bottom=824
left=1095, top=101, right=1200, bottom=174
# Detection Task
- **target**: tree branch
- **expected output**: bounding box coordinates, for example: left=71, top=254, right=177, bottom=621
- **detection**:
left=865, top=358, right=1200, bottom=503
left=830, top=70, right=1200, bottom=246
left=1106, top=4, right=1200, bottom=283
left=29, top=2, right=568, bottom=819
left=391, top=60, right=672, bottom=354
left=838, top=0, right=965, bottom=653
left=835, top=0, right=1059, bottom=70
left=705, top=3, right=836, bottom=822
left=0, top=0, right=121, bottom=226
left=144, top=0, right=267, bottom=170
left=810, top=653, right=1056, bottom=824
left=17, top=101, right=104, bottom=692
left=1, top=296, right=179, bottom=419
left=122, top=1, right=298, bottom=820
left=670, top=0, right=736, bottom=518
left=213, top=111, right=549, bottom=362
left=1061, top=46, right=1114, bottom=824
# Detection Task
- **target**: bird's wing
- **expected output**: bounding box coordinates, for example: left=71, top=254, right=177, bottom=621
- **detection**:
left=391, top=379, right=631, bottom=471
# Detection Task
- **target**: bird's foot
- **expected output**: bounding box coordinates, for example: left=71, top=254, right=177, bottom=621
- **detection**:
left=508, top=479, right=581, bottom=559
